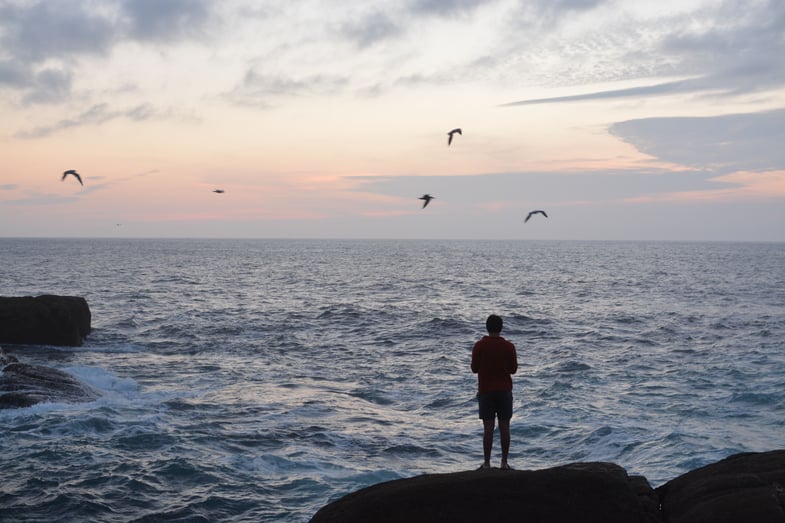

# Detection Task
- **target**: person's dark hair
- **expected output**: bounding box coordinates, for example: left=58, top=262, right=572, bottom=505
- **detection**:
left=486, top=314, right=503, bottom=334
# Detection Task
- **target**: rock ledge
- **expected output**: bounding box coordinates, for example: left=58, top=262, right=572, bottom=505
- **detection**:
left=310, top=450, right=785, bottom=523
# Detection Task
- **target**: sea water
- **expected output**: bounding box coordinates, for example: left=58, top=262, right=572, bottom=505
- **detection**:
left=1, top=239, right=784, bottom=522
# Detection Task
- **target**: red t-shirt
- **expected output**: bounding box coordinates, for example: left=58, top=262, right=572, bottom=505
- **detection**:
left=471, top=335, right=518, bottom=393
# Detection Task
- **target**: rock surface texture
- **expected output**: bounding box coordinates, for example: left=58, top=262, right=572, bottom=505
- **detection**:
left=310, top=450, right=785, bottom=523
left=0, top=361, right=99, bottom=409
left=657, top=450, right=785, bottom=523
left=0, top=295, right=91, bottom=346
left=310, top=462, right=660, bottom=523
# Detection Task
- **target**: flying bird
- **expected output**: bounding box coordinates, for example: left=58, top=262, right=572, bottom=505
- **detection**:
left=419, top=194, right=434, bottom=208
left=525, top=210, right=548, bottom=223
left=61, top=169, right=83, bottom=186
left=447, top=128, right=462, bottom=146
left=213, top=189, right=225, bottom=194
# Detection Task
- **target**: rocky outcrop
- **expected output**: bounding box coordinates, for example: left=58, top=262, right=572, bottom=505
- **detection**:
left=657, top=450, right=785, bottom=523
left=0, top=295, right=91, bottom=346
left=310, top=462, right=660, bottom=523
left=0, top=360, right=99, bottom=409
left=310, top=451, right=785, bottom=523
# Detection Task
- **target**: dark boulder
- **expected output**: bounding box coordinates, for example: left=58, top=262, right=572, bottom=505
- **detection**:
left=310, top=462, right=661, bottom=523
left=657, top=450, right=785, bottom=523
left=0, top=295, right=91, bottom=346
left=0, top=361, right=99, bottom=409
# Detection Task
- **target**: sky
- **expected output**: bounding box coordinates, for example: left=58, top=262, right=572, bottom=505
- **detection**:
left=1, top=0, right=784, bottom=241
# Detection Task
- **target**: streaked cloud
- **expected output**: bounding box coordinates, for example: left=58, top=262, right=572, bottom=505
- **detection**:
left=500, top=80, right=698, bottom=107
left=223, top=70, right=349, bottom=108
left=15, top=103, right=163, bottom=139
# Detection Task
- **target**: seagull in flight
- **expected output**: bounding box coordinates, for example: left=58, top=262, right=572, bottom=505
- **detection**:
left=419, top=194, right=434, bottom=208
left=61, top=169, right=83, bottom=186
left=213, top=189, right=225, bottom=194
left=447, top=128, right=462, bottom=146
left=525, top=210, right=548, bottom=223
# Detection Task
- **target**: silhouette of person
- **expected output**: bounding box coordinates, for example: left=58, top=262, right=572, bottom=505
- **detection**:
left=471, top=314, right=518, bottom=469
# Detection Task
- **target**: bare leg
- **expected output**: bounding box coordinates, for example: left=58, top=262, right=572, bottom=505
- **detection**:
left=498, top=418, right=511, bottom=468
left=482, top=418, right=495, bottom=466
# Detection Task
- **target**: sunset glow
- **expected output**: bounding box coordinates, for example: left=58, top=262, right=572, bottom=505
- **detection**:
left=2, top=0, right=784, bottom=240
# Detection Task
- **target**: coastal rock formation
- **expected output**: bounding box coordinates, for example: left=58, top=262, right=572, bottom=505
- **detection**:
left=0, top=295, right=91, bottom=347
left=657, top=450, right=785, bottom=523
left=310, top=450, right=785, bottom=523
left=310, top=462, right=661, bottom=523
left=0, top=361, right=99, bottom=409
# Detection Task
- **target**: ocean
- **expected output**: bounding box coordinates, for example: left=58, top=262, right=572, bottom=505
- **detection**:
left=1, top=238, right=784, bottom=522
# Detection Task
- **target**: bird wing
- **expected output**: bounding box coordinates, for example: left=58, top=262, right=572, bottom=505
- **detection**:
left=73, top=172, right=83, bottom=185
left=524, top=212, right=532, bottom=223
left=541, top=210, right=548, bottom=218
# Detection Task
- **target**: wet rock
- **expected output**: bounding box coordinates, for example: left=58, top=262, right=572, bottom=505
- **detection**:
left=657, top=450, right=785, bottom=523
left=310, top=462, right=661, bottom=523
left=0, top=362, right=99, bottom=409
left=0, top=295, right=91, bottom=347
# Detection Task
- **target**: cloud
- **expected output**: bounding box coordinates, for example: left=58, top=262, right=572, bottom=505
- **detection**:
left=500, top=79, right=696, bottom=106
left=500, top=0, right=785, bottom=103
left=349, top=169, right=716, bottom=207
left=21, top=68, right=73, bottom=105
left=341, top=11, right=401, bottom=48
left=122, top=0, right=212, bottom=42
left=223, top=69, right=348, bottom=108
left=624, top=170, right=785, bottom=204
left=0, top=184, right=18, bottom=190
left=15, top=103, right=163, bottom=139
left=0, top=60, right=32, bottom=87
left=0, top=0, right=215, bottom=106
left=609, top=109, right=785, bottom=172
left=0, top=1, right=116, bottom=63
left=409, top=0, right=490, bottom=16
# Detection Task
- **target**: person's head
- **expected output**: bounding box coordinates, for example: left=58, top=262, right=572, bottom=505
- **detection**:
left=486, top=314, right=503, bottom=335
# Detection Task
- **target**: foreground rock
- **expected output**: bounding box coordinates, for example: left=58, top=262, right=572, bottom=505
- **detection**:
left=0, top=295, right=91, bottom=346
left=657, top=450, right=785, bottom=523
left=0, top=359, right=100, bottom=409
left=310, top=462, right=660, bottom=523
left=311, top=450, right=785, bottom=523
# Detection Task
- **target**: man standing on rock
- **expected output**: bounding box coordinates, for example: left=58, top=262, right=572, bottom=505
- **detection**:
left=471, top=314, right=518, bottom=469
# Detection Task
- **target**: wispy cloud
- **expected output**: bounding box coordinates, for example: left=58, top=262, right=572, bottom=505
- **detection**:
left=223, top=70, right=348, bottom=108
left=500, top=79, right=698, bottom=106
left=15, top=103, right=163, bottom=139
left=501, top=1, right=785, bottom=105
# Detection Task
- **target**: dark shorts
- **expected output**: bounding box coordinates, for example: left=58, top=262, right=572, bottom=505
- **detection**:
left=477, top=390, right=513, bottom=421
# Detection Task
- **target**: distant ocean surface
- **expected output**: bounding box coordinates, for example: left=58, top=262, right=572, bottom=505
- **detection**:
left=1, top=238, right=784, bottom=522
